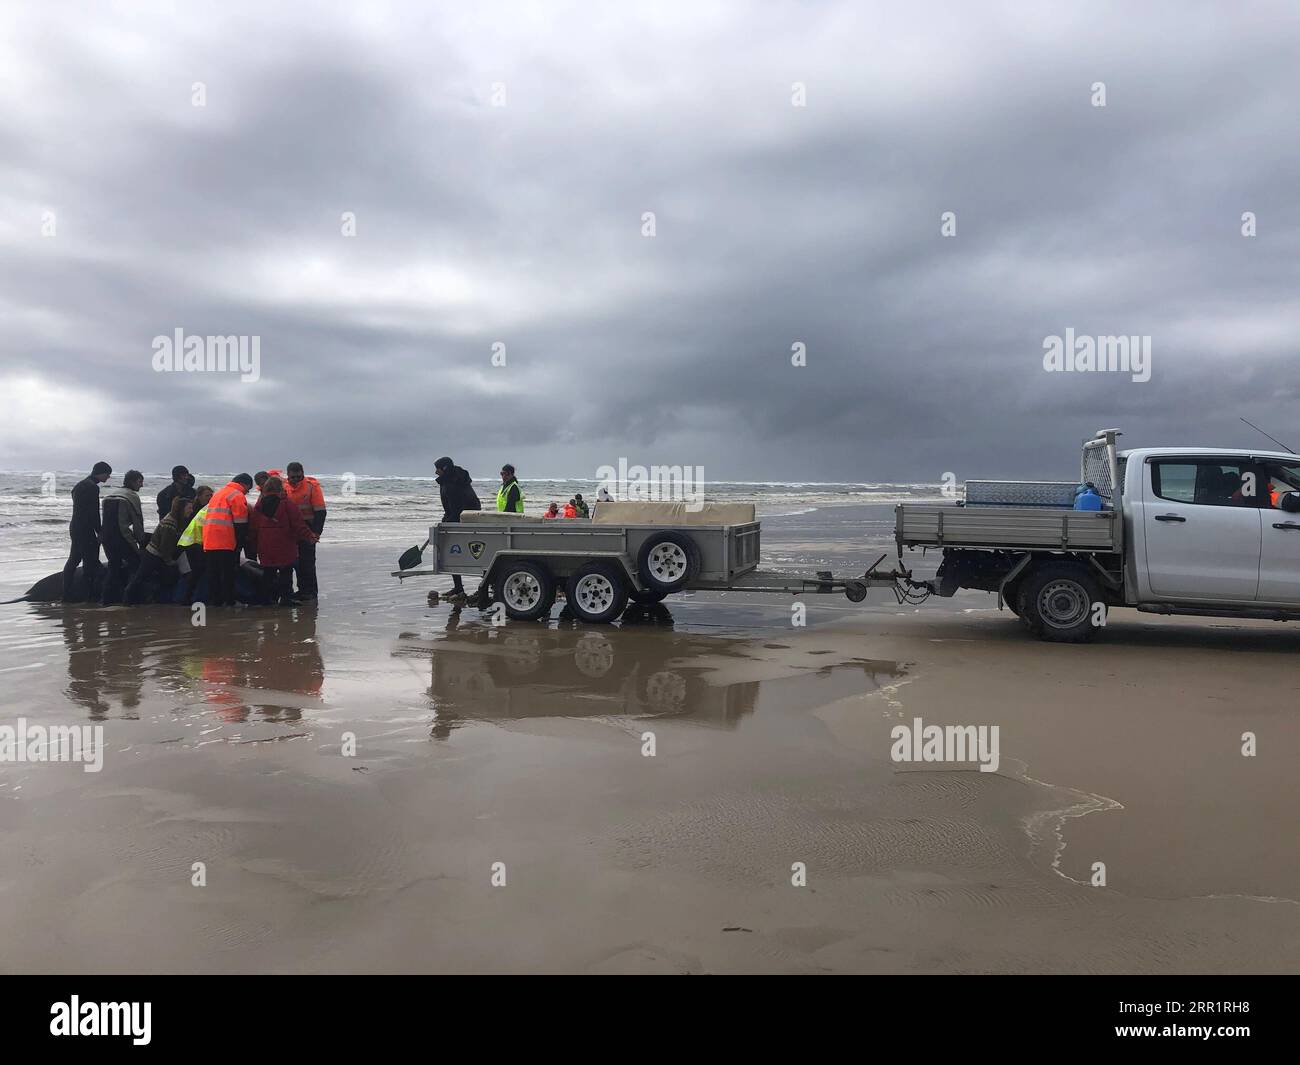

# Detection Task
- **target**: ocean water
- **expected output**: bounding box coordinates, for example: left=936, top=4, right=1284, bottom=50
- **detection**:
left=0, top=471, right=943, bottom=592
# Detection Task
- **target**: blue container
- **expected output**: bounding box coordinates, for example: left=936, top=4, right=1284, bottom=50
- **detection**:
left=1074, top=484, right=1103, bottom=511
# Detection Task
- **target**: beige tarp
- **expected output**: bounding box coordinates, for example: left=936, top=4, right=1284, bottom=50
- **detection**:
left=591, top=501, right=756, bottom=525
left=455, top=511, right=545, bottom=523
left=448, top=502, right=757, bottom=525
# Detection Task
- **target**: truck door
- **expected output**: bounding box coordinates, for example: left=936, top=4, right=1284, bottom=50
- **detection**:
left=1256, top=460, right=1300, bottom=604
left=1141, top=458, right=1262, bottom=600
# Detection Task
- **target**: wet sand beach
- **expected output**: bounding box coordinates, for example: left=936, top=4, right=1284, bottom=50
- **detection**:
left=1, top=507, right=1297, bottom=973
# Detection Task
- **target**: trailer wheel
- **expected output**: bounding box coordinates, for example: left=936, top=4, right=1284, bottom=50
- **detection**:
left=573, top=633, right=616, bottom=678
left=497, top=560, right=556, bottom=621
left=640, top=669, right=689, bottom=711
left=1017, top=563, right=1101, bottom=643
left=628, top=586, right=668, bottom=605
left=636, top=532, right=700, bottom=593
left=566, top=561, right=629, bottom=623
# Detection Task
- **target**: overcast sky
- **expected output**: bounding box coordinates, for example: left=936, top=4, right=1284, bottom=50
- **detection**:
left=2, top=1, right=1298, bottom=483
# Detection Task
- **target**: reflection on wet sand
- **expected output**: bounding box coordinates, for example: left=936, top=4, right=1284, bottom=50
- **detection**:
left=395, top=604, right=902, bottom=740
left=33, top=605, right=324, bottom=730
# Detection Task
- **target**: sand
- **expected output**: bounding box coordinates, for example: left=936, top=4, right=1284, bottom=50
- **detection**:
left=0, top=533, right=1297, bottom=974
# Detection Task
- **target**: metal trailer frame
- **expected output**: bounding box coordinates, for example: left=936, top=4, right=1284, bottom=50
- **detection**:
left=393, top=518, right=920, bottom=607
left=421, top=518, right=764, bottom=591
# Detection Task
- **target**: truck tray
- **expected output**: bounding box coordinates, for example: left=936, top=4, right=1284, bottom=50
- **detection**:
left=896, top=504, right=1118, bottom=552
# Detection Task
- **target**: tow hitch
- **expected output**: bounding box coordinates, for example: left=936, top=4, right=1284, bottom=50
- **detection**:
left=806, top=554, right=932, bottom=604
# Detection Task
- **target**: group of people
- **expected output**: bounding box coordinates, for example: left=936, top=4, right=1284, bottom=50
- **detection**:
left=542, top=492, right=604, bottom=519
left=62, top=461, right=327, bottom=607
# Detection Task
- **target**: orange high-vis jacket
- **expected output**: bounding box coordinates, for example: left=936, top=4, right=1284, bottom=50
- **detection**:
left=285, top=475, right=325, bottom=519
left=203, top=481, right=250, bottom=551
left=562, top=502, right=578, bottom=518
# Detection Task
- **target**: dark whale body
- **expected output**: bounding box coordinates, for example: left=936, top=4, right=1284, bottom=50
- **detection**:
left=7, top=562, right=264, bottom=605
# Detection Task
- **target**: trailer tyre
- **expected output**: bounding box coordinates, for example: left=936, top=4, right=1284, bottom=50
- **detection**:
left=1017, top=563, right=1102, bottom=643
left=496, top=560, right=556, bottom=621
left=566, top=561, right=629, bottom=623
left=628, top=587, right=668, bottom=605
left=636, top=532, right=701, bottom=593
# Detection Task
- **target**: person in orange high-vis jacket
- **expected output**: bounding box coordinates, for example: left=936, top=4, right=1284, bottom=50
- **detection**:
left=283, top=461, right=326, bottom=600
left=203, top=474, right=253, bottom=606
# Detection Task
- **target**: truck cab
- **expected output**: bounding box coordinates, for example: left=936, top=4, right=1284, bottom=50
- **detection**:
left=1124, top=446, right=1300, bottom=608
left=898, top=430, right=1300, bottom=641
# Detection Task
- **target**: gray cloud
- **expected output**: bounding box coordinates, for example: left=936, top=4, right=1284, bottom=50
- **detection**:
left=3, top=1, right=1299, bottom=482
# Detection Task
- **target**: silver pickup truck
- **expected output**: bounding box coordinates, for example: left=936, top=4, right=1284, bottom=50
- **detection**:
left=897, top=428, right=1300, bottom=641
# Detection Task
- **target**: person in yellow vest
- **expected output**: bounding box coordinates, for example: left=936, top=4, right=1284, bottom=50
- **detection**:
left=497, top=464, right=524, bottom=513
left=176, top=485, right=213, bottom=603
left=284, top=461, right=326, bottom=601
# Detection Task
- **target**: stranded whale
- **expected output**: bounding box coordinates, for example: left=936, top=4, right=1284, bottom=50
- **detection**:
left=5, top=562, right=265, bottom=605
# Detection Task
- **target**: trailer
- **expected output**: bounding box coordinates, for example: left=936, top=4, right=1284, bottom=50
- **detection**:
left=393, top=500, right=921, bottom=623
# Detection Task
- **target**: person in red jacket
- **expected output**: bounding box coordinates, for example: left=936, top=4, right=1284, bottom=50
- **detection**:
left=248, top=476, right=317, bottom=604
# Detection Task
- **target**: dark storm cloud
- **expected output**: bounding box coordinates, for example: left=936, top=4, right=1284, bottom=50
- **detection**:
left=2, top=1, right=1298, bottom=482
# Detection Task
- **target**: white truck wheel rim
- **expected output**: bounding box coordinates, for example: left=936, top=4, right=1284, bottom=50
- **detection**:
left=575, top=574, right=615, bottom=613
left=1039, top=580, right=1087, bottom=628
left=647, top=543, right=687, bottom=583
left=503, top=572, right=541, bottom=610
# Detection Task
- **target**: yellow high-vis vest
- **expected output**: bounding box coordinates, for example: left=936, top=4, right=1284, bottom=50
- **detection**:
left=178, top=506, right=208, bottom=548
left=497, top=479, right=524, bottom=513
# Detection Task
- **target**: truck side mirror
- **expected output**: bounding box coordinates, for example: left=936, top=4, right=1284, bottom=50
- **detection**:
left=1281, top=492, right=1300, bottom=513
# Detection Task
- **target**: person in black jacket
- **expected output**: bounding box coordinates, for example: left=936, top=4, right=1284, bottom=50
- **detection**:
left=100, top=470, right=147, bottom=606
left=434, top=456, right=481, bottom=599
left=61, top=462, right=113, bottom=601
left=156, top=465, right=195, bottom=519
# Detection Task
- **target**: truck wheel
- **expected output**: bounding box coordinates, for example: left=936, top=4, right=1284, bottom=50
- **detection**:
left=497, top=560, right=555, bottom=621
left=628, top=587, right=668, bottom=605
left=1017, top=563, right=1102, bottom=643
left=566, top=561, right=629, bottom=623
left=636, top=532, right=700, bottom=593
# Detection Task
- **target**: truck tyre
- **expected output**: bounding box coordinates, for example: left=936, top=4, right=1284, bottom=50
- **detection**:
left=566, top=561, right=629, bottom=623
left=1017, top=563, right=1102, bottom=643
left=628, top=586, right=668, bottom=605
left=1001, top=582, right=1021, bottom=617
left=496, top=559, right=556, bottom=621
left=636, top=531, right=700, bottom=593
